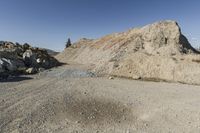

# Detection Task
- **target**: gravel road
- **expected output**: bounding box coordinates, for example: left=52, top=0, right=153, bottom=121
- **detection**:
left=1, top=65, right=200, bottom=133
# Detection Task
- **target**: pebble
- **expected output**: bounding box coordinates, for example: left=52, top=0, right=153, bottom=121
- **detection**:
left=109, top=76, right=114, bottom=80
left=144, top=123, right=149, bottom=127
left=17, top=124, right=22, bottom=128
left=75, top=121, right=80, bottom=124
left=80, top=112, right=84, bottom=115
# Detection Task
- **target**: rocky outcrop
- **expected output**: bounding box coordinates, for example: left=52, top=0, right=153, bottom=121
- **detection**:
left=56, top=20, right=200, bottom=85
left=0, top=41, right=60, bottom=78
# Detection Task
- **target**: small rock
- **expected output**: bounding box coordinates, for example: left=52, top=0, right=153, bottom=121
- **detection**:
left=109, top=76, right=114, bottom=80
left=38, top=67, right=45, bottom=72
left=36, top=58, right=42, bottom=63
left=144, top=123, right=149, bottom=127
left=26, top=67, right=37, bottom=74
left=17, top=124, right=22, bottom=128
left=80, top=112, right=84, bottom=115
left=132, top=75, right=141, bottom=80
left=75, top=121, right=80, bottom=124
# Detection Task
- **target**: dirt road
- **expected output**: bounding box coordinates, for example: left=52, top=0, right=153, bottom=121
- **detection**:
left=1, top=65, right=200, bottom=133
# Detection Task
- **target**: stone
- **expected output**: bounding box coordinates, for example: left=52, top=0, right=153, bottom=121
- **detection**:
left=38, top=67, right=45, bottom=72
left=42, top=59, right=50, bottom=68
left=23, top=43, right=31, bottom=50
left=36, top=58, right=42, bottom=64
left=0, top=59, right=5, bottom=73
left=5, top=42, right=15, bottom=49
left=26, top=67, right=37, bottom=74
left=132, top=75, right=141, bottom=80
left=75, top=121, right=80, bottom=124
left=23, top=50, right=37, bottom=67
left=0, top=57, right=25, bottom=78
left=0, top=58, right=17, bottom=72
left=109, top=76, right=114, bottom=80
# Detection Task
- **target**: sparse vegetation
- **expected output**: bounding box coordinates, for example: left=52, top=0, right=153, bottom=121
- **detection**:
left=65, top=38, right=72, bottom=48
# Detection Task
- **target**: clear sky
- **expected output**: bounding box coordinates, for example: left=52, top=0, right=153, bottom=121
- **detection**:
left=0, top=0, right=200, bottom=51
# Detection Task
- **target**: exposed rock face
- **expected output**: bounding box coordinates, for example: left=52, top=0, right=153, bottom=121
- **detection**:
left=56, top=20, right=200, bottom=85
left=0, top=41, right=60, bottom=78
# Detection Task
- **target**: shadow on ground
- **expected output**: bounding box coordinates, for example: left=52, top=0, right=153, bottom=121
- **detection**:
left=0, top=76, right=33, bottom=82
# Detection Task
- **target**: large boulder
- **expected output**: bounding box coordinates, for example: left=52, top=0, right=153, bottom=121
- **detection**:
left=23, top=50, right=37, bottom=67
left=0, top=58, right=17, bottom=71
left=0, top=58, right=25, bottom=73
left=0, top=60, right=5, bottom=73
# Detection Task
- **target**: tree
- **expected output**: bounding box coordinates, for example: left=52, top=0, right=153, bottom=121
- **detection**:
left=65, top=38, right=72, bottom=48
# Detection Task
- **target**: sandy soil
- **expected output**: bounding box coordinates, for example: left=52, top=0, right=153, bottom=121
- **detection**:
left=1, top=64, right=200, bottom=133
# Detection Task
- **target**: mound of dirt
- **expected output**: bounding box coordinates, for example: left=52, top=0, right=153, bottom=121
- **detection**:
left=56, top=20, right=200, bottom=85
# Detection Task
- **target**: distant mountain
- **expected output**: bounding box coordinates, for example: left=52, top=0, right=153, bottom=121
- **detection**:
left=43, top=48, right=59, bottom=56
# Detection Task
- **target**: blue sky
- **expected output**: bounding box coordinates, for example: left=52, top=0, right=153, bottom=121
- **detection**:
left=0, top=0, right=200, bottom=51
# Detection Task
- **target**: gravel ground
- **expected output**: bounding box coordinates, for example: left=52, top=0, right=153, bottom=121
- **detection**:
left=1, top=65, right=200, bottom=133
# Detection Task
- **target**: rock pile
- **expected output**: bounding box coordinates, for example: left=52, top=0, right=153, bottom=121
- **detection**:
left=0, top=41, right=60, bottom=78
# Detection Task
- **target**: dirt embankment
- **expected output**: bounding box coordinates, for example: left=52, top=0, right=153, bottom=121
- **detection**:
left=56, top=20, right=200, bottom=85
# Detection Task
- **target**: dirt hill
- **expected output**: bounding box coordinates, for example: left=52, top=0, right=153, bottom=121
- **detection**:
left=56, top=20, right=200, bottom=85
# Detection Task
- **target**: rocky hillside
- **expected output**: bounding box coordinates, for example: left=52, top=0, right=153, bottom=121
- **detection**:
left=0, top=41, right=60, bottom=78
left=44, top=48, right=59, bottom=56
left=56, top=20, right=200, bottom=85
